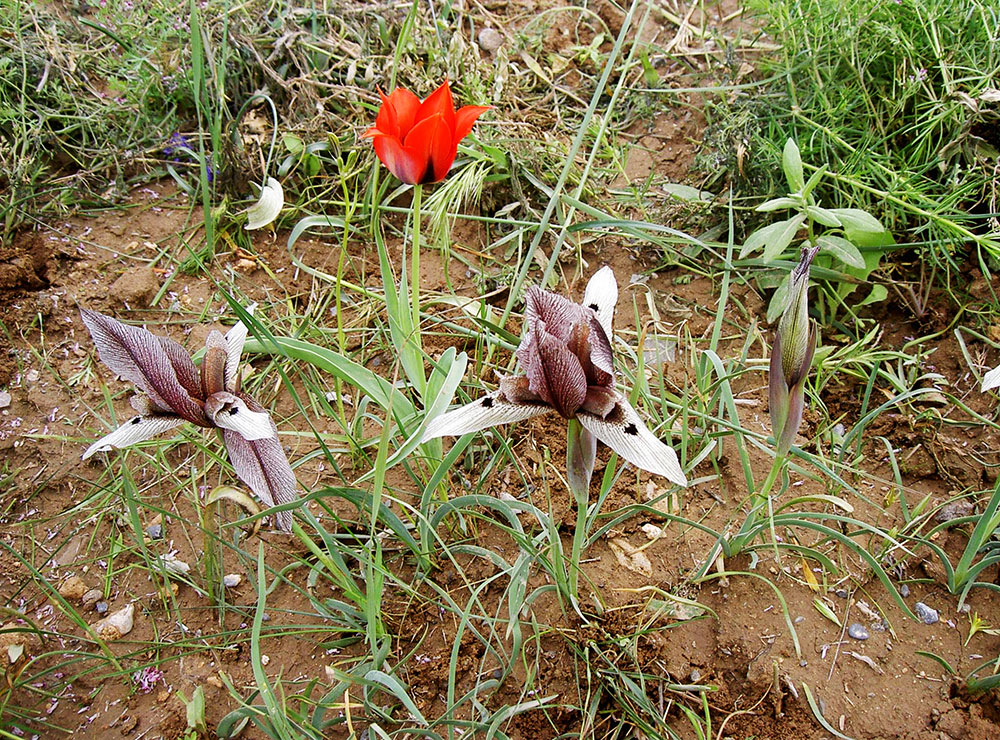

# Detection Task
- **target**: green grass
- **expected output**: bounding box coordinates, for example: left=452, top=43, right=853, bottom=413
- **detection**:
left=5, top=0, right=1000, bottom=738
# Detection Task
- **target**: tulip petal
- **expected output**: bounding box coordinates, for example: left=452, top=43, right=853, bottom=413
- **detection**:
left=81, top=309, right=208, bottom=425
left=371, top=133, right=426, bottom=185
left=416, top=80, right=456, bottom=133
left=454, top=104, right=491, bottom=143
left=421, top=390, right=552, bottom=441
left=223, top=424, right=297, bottom=532
left=244, top=177, right=283, bottom=230
left=376, top=88, right=421, bottom=139
left=205, top=392, right=276, bottom=441
left=578, top=397, right=687, bottom=487
left=984, top=363, right=1000, bottom=392
left=403, top=111, right=454, bottom=183
left=582, top=265, right=618, bottom=340
left=82, top=414, right=187, bottom=460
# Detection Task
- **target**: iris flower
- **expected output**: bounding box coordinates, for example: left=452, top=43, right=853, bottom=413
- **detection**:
left=363, top=80, right=490, bottom=185
left=80, top=309, right=297, bottom=531
left=422, top=267, right=687, bottom=487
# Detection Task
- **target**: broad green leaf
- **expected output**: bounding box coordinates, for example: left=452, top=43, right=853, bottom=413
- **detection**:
left=805, top=205, right=842, bottom=228
left=740, top=213, right=805, bottom=261
left=830, top=208, right=885, bottom=234
left=857, top=284, right=888, bottom=307
left=782, top=139, right=805, bottom=192
left=800, top=163, right=828, bottom=200
left=766, top=271, right=793, bottom=324
left=817, top=235, right=865, bottom=269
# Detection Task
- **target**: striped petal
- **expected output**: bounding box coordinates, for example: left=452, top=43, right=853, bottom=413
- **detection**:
left=82, top=414, right=187, bottom=460
left=205, top=392, right=275, bottom=441
left=421, top=389, right=552, bottom=442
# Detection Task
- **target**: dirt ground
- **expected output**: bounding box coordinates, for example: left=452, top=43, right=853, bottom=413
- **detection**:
left=4, top=1, right=1000, bottom=739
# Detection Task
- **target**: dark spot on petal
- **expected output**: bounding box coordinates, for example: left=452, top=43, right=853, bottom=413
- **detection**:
left=624, top=423, right=638, bottom=436
left=588, top=303, right=599, bottom=312
left=482, top=396, right=494, bottom=408
left=131, top=416, right=142, bottom=425
left=229, top=406, right=239, bottom=415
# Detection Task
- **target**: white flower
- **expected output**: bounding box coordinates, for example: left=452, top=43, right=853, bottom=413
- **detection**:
left=244, top=177, right=284, bottom=230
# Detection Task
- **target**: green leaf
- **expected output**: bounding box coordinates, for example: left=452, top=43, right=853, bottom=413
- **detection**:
left=829, top=208, right=885, bottom=234
left=755, top=196, right=801, bottom=212
left=800, top=163, right=828, bottom=200
left=766, top=271, right=793, bottom=324
left=661, top=183, right=714, bottom=201
left=805, top=205, right=842, bottom=228
left=857, top=284, right=888, bottom=307
left=740, top=213, right=805, bottom=261
left=782, top=139, right=805, bottom=192
left=817, top=235, right=865, bottom=269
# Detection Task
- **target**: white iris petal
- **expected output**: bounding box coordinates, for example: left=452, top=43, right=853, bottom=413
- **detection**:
left=244, top=177, right=284, bottom=230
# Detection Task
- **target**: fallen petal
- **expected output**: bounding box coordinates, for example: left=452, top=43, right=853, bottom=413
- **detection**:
left=82, top=415, right=187, bottom=460
left=577, top=397, right=687, bottom=487
left=421, top=390, right=552, bottom=442
left=244, top=177, right=284, bottom=230
left=90, top=603, right=135, bottom=641
left=983, top=363, right=1000, bottom=392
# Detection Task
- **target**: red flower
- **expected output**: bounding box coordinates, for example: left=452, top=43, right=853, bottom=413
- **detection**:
left=363, top=80, right=490, bottom=185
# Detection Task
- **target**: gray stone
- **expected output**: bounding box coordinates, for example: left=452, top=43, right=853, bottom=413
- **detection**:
left=915, top=601, right=939, bottom=624
left=848, top=622, right=870, bottom=640
left=477, top=27, right=503, bottom=54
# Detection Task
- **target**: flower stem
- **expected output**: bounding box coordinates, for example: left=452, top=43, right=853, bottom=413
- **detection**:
left=411, top=183, right=422, bottom=356
left=566, top=418, right=596, bottom=604
left=730, top=452, right=786, bottom=556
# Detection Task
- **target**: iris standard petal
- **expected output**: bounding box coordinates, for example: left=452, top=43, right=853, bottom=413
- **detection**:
left=984, top=364, right=1000, bottom=392
left=222, top=310, right=253, bottom=393
left=82, top=414, right=188, bottom=460
left=157, top=335, right=203, bottom=400
left=244, top=177, right=284, bottom=230
left=523, top=287, right=584, bottom=343
left=535, top=326, right=588, bottom=418
left=577, top=397, right=687, bottom=487
left=582, top=265, right=618, bottom=340
left=80, top=310, right=208, bottom=426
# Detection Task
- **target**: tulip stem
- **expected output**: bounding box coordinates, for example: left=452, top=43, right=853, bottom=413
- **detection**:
left=410, top=184, right=423, bottom=387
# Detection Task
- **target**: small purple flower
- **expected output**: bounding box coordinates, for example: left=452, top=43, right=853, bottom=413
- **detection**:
left=162, top=133, right=190, bottom=160
left=132, top=666, right=164, bottom=693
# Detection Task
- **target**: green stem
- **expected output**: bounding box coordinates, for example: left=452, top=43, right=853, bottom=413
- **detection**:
left=411, top=184, right=422, bottom=341
left=566, top=418, right=596, bottom=605
left=730, top=453, right=786, bottom=555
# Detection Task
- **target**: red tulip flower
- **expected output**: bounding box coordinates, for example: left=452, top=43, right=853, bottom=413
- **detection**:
left=363, top=80, right=490, bottom=185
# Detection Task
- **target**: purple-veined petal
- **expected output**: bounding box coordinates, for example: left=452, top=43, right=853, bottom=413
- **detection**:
left=577, top=396, right=687, bottom=487
left=535, top=325, right=588, bottom=418
left=223, top=427, right=296, bottom=532
left=523, top=286, right=584, bottom=343
left=80, top=310, right=208, bottom=425
left=82, top=414, right=187, bottom=460
left=157, top=336, right=203, bottom=400
left=768, top=331, right=788, bottom=441
left=582, top=265, right=617, bottom=340
left=201, top=331, right=229, bottom=396
left=205, top=392, right=276, bottom=441
left=421, top=389, right=552, bottom=442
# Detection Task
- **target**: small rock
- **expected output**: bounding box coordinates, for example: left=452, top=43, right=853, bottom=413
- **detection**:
left=0, top=391, right=10, bottom=409
left=848, top=622, right=870, bottom=640
left=689, top=668, right=701, bottom=682
left=90, top=603, right=135, bottom=640
left=834, top=589, right=848, bottom=599
left=871, top=621, right=887, bottom=632
left=915, top=602, right=939, bottom=625
left=82, top=589, right=103, bottom=610
left=222, top=574, right=242, bottom=588
left=260, top=654, right=270, bottom=666
left=158, top=553, right=190, bottom=577
left=58, top=576, right=88, bottom=602
left=145, top=523, right=163, bottom=540
left=935, top=500, right=975, bottom=523
left=477, top=27, right=503, bottom=54
left=110, top=266, right=160, bottom=306
left=95, top=601, right=109, bottom=615
left=900, top=584, right=911, bottom=598
left=794, top=616, right=805, bottom=624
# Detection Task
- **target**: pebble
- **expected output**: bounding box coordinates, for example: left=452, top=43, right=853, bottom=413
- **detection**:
left=477, top=27, right=503, bottom=54
left=689, top=669, right=701, bottom=682
left=222, top=574, right=242, bottom=588
left=58, top=576, right=88, bottom=602
left=915, top=602, right=939, bottom=625
left=90, top=603, right=135, bottom=641
left=900, top=584, right=910, bottom=598
left=935, top=500, right=974, bottom=523
left=835, top=589, right=848, bottom=599
left=848, top=622, right=870, bottom=640
left=96, top=601, right=109, bottom=615
left=0, top=391, right=10, bottom=409
left=82, top=589, right=103, bottom=610
left=146, top=523, right=163, bottom=540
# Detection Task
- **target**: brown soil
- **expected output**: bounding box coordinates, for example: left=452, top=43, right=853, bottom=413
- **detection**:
left=3, top=3, right=1000, bottom=740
